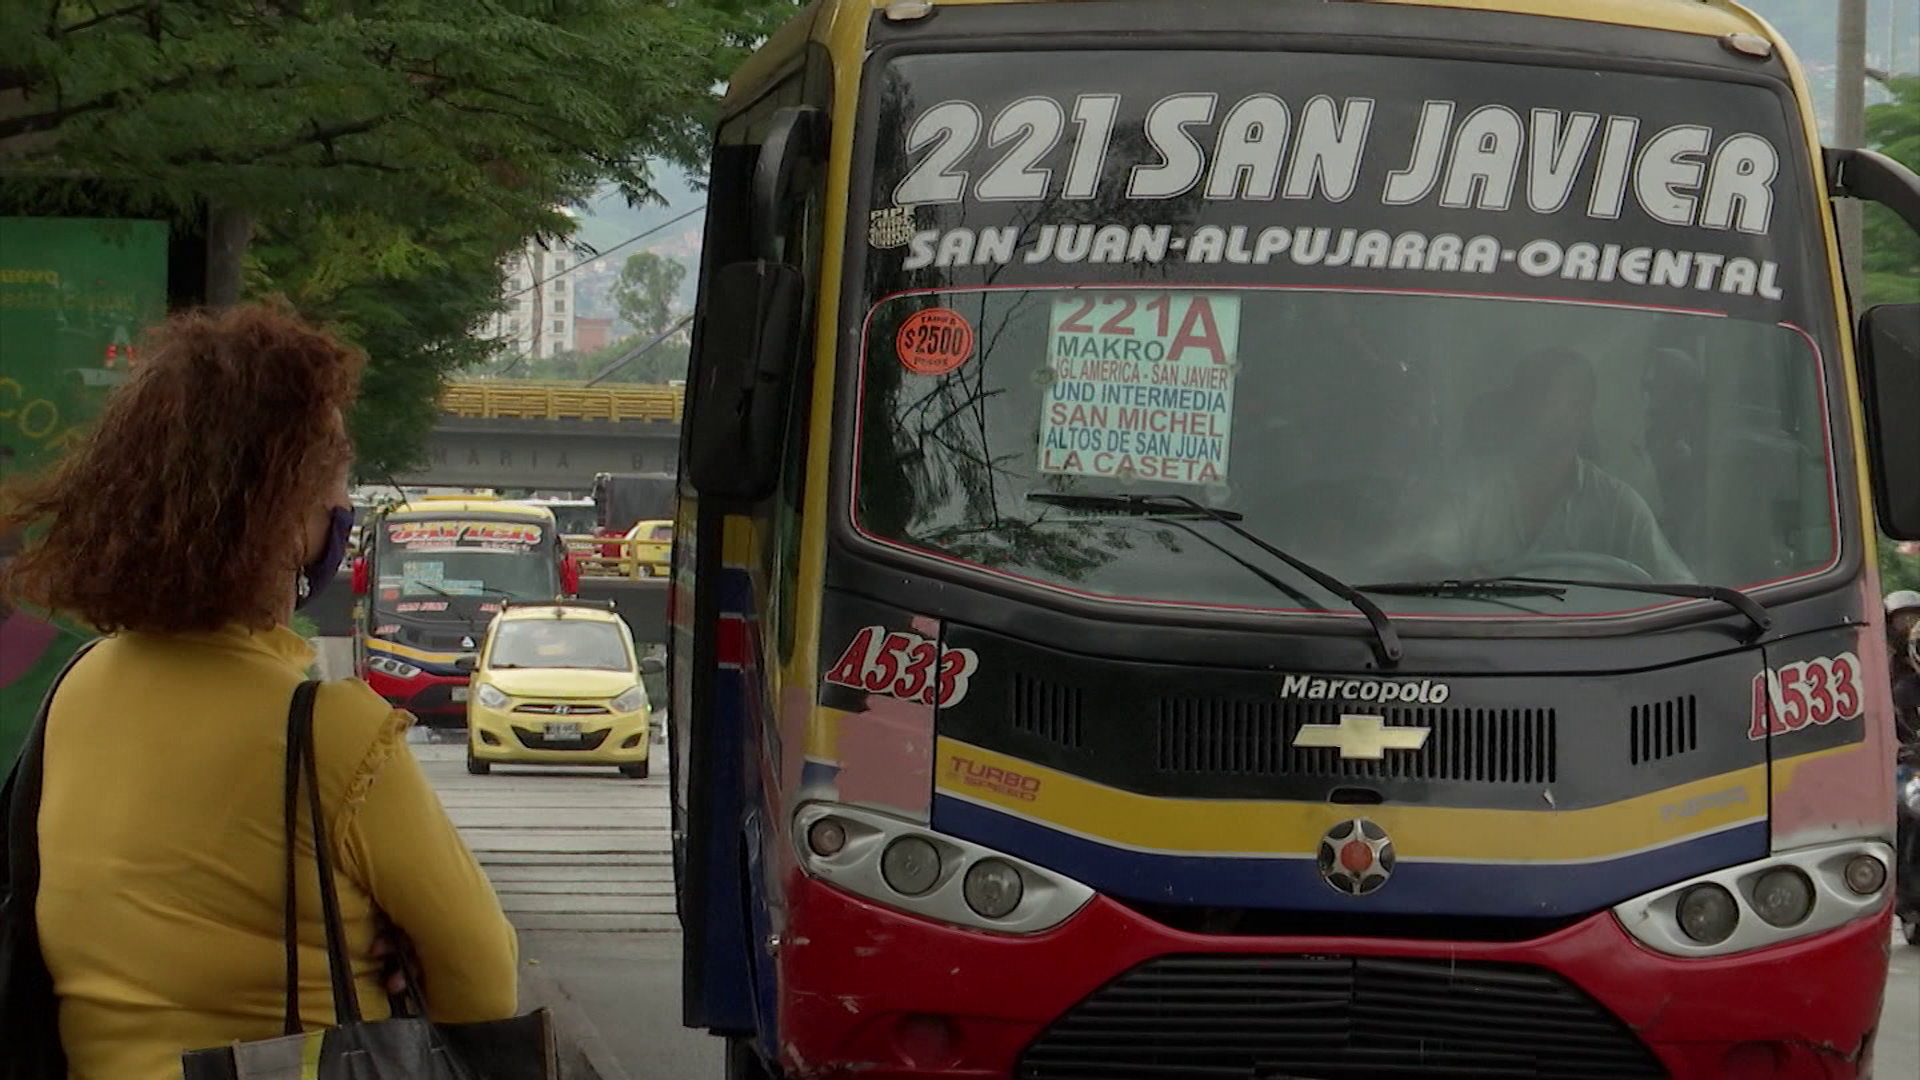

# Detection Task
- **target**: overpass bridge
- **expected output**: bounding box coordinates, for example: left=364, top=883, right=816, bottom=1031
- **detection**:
left=396, top=381, right=685, bottom=490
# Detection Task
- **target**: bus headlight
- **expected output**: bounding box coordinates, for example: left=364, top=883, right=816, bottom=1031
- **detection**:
left=611, top=685, right=648, bottom=714
left=1748, top=868, right=1814, bottom=928
left=1676, top=884, right=1738, bottom=944
left=1842, top=853, right=1887, bottom=895
left=963, top=859, right=1025, bottom=919
left=368, top=656, right=422, bottom=680
left=793, top=802, right=1093, bottom=935
left=881, top=837, right=942, bottom=896
left=475, top=684, right=510, bottom=709
left=1614, top=839, right=1892, bottom=957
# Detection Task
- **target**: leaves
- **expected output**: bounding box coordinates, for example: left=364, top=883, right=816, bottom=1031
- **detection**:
left=4, top=0, right=799, bottom=475
left=609, top=251, right=689, bottom=339
left=1863, top=74, right=1920, bottom=307
left=4, top=0, right=793, bottom=221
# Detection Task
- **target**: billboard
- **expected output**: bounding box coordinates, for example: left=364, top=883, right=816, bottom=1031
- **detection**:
left=1, top=217, right=170, bottom=764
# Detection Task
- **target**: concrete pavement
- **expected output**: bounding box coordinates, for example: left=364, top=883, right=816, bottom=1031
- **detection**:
left=414, top=739, right=720, bottom=1080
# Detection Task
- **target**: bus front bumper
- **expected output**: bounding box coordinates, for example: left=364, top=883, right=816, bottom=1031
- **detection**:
left=363, top=667, right=469, bottom=729
left=775, top=873, right=1890, bottom=1080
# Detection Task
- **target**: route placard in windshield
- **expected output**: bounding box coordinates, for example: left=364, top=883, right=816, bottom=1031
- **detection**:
left=864, top=50, right=1814, bottom=318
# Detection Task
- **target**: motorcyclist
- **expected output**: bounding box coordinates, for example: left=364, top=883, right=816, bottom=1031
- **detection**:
left=1889, top=590, right=1920, bottom=946
left=1889, top=590, right=1920, bottom=756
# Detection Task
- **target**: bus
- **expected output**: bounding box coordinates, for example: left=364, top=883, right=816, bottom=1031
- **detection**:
left=523, top=496, right=599, bottom=544
left=668, top=2, right=1920, bottom=1077
left=591, top=471, right=677, bottom=560
left=350, top=497, right=580, bottom=729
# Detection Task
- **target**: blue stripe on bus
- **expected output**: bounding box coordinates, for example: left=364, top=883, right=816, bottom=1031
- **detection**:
left=933, top=794, right=1768, bottom=918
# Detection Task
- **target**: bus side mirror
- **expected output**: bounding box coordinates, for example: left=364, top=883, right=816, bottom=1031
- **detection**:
left=351, top=557, right=368, bottom=595
left=560, top=553, right=581, bottom=595
left=686, top=260, right=804, bottom=501
left=1859, top=303, right=1920, bottom=541
left=1826, top=147, right=1920, bottom=234
left=639, top=656, right=665, bottom=675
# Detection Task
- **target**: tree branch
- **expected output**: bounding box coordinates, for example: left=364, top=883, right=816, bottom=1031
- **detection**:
left=0, top=77, right=180, bottom=141
left=55, top=1, right=154, bottom=35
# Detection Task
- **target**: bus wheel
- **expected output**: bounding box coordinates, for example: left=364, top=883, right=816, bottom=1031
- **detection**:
left=620, top=761, right=650, bottom=779
left=725, top=1039, right=778, bottom=1080
left=466, top=748, right=490, bottom=776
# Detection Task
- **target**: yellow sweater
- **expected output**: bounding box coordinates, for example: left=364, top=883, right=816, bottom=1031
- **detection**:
left=36, top=624, right=519, bottom=1080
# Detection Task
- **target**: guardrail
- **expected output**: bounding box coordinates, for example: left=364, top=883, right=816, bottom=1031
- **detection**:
left=441, top=381, right=686, bottom=422
left=564, top=534, right=670, bottom=580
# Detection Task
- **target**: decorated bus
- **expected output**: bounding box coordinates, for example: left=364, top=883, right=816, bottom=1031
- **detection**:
left=668, top=1, right=1920, bottom=1078
left=350, top=497, right=579, bottom=729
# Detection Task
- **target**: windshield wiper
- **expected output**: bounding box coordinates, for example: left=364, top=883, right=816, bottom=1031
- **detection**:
left=1027, top=492, right=1244, bottom=520
left=406, top=582, right=488, bottom=642
left=1360, top=579, right=1569, bottom=600
left=1026, top=492, right=1402, bottom=665
left=1359, top=575, right=1771, bottom=639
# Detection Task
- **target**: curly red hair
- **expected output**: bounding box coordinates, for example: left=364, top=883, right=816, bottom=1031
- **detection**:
left=1, top=303, right=364, bottom=634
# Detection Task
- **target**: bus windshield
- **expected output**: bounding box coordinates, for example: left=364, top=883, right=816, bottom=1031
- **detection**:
left=374, top=516, right=559, bottom=618
left=852, top=49, right=1839, bottom=618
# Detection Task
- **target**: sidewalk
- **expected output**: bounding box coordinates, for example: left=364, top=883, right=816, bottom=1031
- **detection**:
left=409, top=735, right=714, bottom=1080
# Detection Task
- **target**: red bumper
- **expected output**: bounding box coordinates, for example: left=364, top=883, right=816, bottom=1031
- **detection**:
left=779, top=875, right=1891, bottom=1080
left=362, top=667, right=468, bottom=727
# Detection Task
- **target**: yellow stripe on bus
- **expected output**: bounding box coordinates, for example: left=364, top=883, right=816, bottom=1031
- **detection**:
left=932, top=737, right=1767, bottom=863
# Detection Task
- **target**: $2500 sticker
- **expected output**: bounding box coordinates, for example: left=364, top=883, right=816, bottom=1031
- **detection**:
left=823, top=625, right=978, bottom=708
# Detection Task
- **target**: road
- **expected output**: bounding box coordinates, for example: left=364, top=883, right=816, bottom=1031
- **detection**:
left=414, top=736, right=723, bottom=1080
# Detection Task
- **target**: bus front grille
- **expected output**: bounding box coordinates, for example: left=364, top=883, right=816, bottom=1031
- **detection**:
left=1156, top=699, right=1557, bottom=784
left=1018, top=954, right=1664, bottom=1080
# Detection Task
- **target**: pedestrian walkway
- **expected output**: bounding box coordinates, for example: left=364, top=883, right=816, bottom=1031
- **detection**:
left=414, top=739, right=719, bottom=1080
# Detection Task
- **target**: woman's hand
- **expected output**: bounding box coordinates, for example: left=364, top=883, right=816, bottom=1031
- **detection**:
left=369, top=919, right=417, bottom=998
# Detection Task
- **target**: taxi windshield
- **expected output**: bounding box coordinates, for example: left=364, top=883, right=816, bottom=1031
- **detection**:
left=489, top=619, right=630, bottom=671
left=854, top=287, right=1836, bottom=616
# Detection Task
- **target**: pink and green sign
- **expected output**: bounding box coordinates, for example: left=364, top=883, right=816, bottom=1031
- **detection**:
left=1, top=217, right=169, bottom=765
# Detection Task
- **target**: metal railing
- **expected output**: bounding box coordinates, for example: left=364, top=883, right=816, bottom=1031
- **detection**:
left=441, top=380, right=686, bottom=422
left=564, top=534, right=670, bottom=580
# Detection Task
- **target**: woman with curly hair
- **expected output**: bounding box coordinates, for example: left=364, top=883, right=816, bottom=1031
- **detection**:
left=2, top=304, right=518, bottom=1079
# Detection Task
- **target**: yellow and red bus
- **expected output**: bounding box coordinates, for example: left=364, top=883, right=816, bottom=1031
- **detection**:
left=350, top=497, right=579, bottom=728
left=670, top=2, right=1920, bottom=1077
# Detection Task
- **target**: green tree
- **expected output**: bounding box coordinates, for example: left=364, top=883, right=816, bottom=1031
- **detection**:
left=1862, top=73, right=1920, bottom=307
left=1884, top=538, right=1920, bottom=596
left=1, top=0, right=796, bottom=473
left=610, top=251, right=690, bottom=338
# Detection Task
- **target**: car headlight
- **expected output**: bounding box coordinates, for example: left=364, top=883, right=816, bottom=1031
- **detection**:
left=475, top=684, right=510, bottom=709
left=1613, top=839, right=1892, bottom=957
left=611, top=685, right=648, bottom=713
left=793, top=802, right=1093, bottom=935
left=368, top=656, right=423, bottom=680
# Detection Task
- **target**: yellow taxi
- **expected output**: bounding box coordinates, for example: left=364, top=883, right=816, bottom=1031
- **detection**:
left=461, top=600, right=662, bottom=778
left=622, top=519, right=673, bottom=579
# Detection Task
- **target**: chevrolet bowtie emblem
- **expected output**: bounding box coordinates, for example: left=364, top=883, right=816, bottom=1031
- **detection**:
left=1292, top=714, right=1431, bottom=760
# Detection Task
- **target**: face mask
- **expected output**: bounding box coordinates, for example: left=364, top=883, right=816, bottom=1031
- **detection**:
left=296, top=506, right=354, bottom=609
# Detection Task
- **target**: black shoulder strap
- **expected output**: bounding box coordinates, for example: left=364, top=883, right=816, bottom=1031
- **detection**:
left=1, top=638, right=103, bottom=917
left=282, top=680, right=362, bottom=1033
